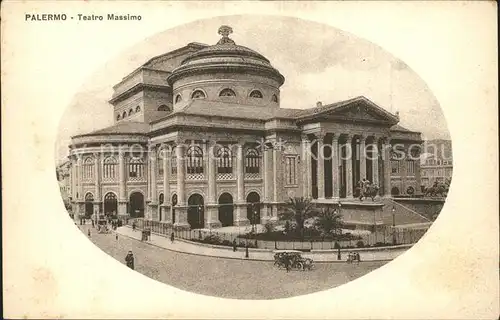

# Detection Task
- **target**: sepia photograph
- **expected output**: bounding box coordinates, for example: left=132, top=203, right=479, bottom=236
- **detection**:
left=2, top=1, right=498, bottom=319
left=56, top=16, right=452, bottom=299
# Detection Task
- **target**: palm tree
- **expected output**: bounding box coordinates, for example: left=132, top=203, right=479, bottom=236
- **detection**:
left=279, top=197, right=317, bottom=238
left=314, top=207, right=343, bottom=238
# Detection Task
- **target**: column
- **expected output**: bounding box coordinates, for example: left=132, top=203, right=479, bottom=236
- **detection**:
left=77, top=157, right=83, bottom=201
left=206, top=141, right=221, bottom=228
left=301, top=135, right=310, bottom=198
left=372, top=138, right=379, bottom=187
left=262, top=142, right=272, bottom=224
left=383, top=138, right=392, bottom=197
left=415, top=147, right=422, bottom=195
left=174, top=142, right=189, bottom=228
left=118, top=150, right=127, bottom=216
left=316, top=132, right=326, bottom=200
left=332, top=134, right=340, bottom=199
left=149, top=147, right=158, bottom=220
left=359, top=136, right=367, bottom=181
left=235, top=142, right=249, bottom=226
left=93, top=153, right=101, bottom=216
left=270, top=140, right=281, bottom=222
left=161, top=148, right=172, bottom=223
left=345, top=135, right=354, bottom=198
left=401, top=146, right=409, bottom=195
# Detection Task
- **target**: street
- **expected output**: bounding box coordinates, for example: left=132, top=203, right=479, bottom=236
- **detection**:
left=79, top=224, right=386, bottom=299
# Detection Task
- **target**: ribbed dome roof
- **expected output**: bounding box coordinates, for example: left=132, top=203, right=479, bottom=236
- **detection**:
left=168, top=26, right=284, bottom=86
left=181, top=43, right=270, bottom=65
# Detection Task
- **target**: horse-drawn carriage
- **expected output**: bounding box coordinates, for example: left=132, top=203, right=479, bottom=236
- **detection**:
left=346, top=252, right=361, bottom=264
left=273, top=250, right=314, bottom=271
left=96, top=219, right=111, bottom=234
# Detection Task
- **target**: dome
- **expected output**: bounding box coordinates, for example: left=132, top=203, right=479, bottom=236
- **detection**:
left=167, top=26, right=285, bottom=86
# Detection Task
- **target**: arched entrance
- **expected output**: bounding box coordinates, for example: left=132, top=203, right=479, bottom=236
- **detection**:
left=171, top=194, right=177, bottom=224
left=246, top=192, right=261, bottom=225
left=129, top=192, right=144, bottom=218
left=187, top=193, right=204, bottom=229
left=218, top=193, right=234, bottom=227
left=391, top=187, right=400, bottom=196
left=84, top=193, right=94, bottom=218
left=158, top=193, right=164, bottom=221
left=103, top=192, right=117, bottom=215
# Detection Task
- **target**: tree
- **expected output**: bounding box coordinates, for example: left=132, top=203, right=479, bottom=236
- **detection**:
left=279, top=197, right=317, bottom=238
left=314, top=207, right=343, bottom=238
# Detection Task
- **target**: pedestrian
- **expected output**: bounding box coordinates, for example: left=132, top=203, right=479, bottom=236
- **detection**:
left=91, top=219, right=95, bottom=228
left=115, top=233, right=118, bottom=241
left=125, top=251, right=134, bottom=270
left=87, top=228, right=91, bottom=238
left=284, top=255, right=290, bottom=272
left=232, top=239, right=237, bottom=252
left=245, top=242, right=249, bottom=258
left=170, top=232, right=175, bottom=243
left=132, top=221, right=136, bottom=231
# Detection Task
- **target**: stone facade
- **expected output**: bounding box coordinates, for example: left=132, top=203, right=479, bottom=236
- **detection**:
left=67, top=26, right=422, bottom=229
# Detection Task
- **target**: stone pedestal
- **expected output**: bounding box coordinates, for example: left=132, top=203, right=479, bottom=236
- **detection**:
left=118, top=201, right=128, bottom=216
left=234, top=203, right=250, bottom=226
left=205, top=205, right=222, bottom=228
left=269, top=203, right=280, bottom=222
left=173, top=206, right=190, bottom=230
left=160, top=204, right=172, bottom=224
left=148, top=202, right=159, bottom=220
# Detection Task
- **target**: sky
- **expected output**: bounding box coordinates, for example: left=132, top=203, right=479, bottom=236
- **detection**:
left=55, top=15, right=450, bottom=163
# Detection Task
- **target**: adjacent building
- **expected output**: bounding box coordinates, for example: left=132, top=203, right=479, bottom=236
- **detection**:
left=420, top=139, right=453, bottom=190
left=66, top=26, right=423, bottom=229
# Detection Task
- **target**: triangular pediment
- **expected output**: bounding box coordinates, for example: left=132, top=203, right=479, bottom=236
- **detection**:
left=298, top=96, right=399, bottom=125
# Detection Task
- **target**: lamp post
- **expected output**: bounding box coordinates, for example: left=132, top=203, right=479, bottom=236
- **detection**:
left=392, top=206, right=396, bottom=245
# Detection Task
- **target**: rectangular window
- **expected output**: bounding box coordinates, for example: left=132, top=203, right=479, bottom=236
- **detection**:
left=407, top=160, right=415, bottom=175
left=171, top=158, right=177, bottom=175
left=391, top=160, right=400, bottom=174
left=285, top=155, right=298, bottom=185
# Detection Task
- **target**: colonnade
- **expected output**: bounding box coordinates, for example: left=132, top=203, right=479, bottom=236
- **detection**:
left=301, top=132, right=392, bottom=200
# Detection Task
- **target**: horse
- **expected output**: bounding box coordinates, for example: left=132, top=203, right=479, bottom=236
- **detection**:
left=359, top=185, right=380, bottom=201
left=424, top=184, right=447, bottom=197
left=347, top=252, right=361, bottom=264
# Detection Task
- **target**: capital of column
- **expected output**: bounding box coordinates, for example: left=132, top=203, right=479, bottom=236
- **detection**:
left=358, top=135, right=366, bottom=142
left=301, top=133, right=310, bottom=142
left=316, top=131, right=327, bottom=141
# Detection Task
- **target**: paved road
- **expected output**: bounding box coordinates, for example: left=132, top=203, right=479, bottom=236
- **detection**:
left=80, top=224, right=386, bottom=299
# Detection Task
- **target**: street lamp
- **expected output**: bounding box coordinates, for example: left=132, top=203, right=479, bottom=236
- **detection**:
left=392, top=206, right=396, bottom=245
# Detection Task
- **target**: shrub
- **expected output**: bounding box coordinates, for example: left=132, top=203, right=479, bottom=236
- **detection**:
left=334, top=242, right=341, bottom=249
left=356, top=240, right=365, bottom=248
left=264, top=222, right=275, bottom=234
left=221, top=240, right=232, bottom=246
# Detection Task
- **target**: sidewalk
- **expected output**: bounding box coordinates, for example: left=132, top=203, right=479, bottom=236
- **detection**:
left=116, top=226, right=410, bottom=262
left=116, top=226, right=273, bottom=261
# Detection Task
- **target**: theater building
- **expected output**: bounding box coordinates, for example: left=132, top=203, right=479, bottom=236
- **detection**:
left=67, top=26, right=422, bottom=229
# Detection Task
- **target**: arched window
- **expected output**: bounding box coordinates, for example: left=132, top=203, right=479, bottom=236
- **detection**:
left=186, top=145, right=204, bottom=174
left=271, top=94, right=278, bottom=103
left=215, top=145, right=232, bottom=174
left=128, top=109, right=133, bottom=116
left=249, top=90, right=263, bottom=98
left=135, top=106, right=141, bottom=113
left=128, top=157, right=145, bottom=179
left=191, top=89, right=206, bottom=99
left=159, top=193, right=164, bottom=205
left=83, top=157, right=94, bottom=179
left=219, top=88, right=236, bottom=97
left=122, top=111, right=127, bottom=118
left=116, top=114, right=121, bottom=121
left=157, top=105, right=170, bottom=112
left=175, top=94, right=182, bottom=103
left=245, top=148, right=261, bottom=174
left=103, top=156, right=117, bottom=179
